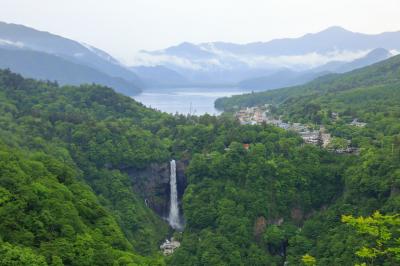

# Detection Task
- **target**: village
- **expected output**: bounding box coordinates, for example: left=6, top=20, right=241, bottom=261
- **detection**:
left=235, top=105, right=364, bottom=154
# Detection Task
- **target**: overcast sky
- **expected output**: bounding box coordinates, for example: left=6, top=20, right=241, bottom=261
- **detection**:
left=1, top=0, right=400, bottom=64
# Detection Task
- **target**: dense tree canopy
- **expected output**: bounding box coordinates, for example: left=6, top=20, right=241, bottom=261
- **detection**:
left=213, top=54, right=400, bottom=266
left=0, top=65, right=399, bottom=265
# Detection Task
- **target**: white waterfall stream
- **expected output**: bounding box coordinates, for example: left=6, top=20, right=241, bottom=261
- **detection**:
left=168, top=160, right=182, bottom=230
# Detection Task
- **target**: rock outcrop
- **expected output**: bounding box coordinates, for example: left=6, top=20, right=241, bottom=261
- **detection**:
left=127, top=160, right=188, bottom=219
left=253, top=216, right=267, bottom=241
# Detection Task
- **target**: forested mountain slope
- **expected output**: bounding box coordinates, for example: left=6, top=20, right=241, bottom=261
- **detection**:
left=0, top=22, right=141, bottom=84
left=237, top=69, right=328, bottom=91
left=0, top=69, right=399, bottom=265
left=312, top=47, right=392, bottom=74
left=0, top=69, right=169, bottom=265
left=215, top=54, right=400, bottom=111
left=212, top=55, right=400, bottom=265
left=237, top=48, right=392, bottom=92
left=0, top=48, right=141, bottom=95
left=0, top=22, right=143, bottom=95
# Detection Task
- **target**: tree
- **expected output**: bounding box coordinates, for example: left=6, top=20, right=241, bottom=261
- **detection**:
left=301, top=254, right=316, bottom=266
left=342, top=211, right=400, bottom=265
left=0, top=242, right=48, bottom=266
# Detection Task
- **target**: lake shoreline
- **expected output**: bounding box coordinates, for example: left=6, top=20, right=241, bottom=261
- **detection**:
left=132, top=87, right=248, bottom=115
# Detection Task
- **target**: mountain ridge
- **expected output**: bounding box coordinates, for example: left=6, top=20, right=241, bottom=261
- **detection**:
left=0, top=47, right=141, bottom=95
left=237, top=48, right=393, bottom=91
left=0, top=21, right=143, bottom=93
left=142, top=26, right=400, bottom=56
left=136, top=26, right=400, bottom=85
left=215, top=53, right=400, bottom=110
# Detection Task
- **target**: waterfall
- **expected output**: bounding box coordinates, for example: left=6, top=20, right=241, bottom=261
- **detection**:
left=168, top=160, right=181, bottom=230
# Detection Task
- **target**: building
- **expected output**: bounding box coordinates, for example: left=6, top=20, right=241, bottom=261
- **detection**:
left=160, top=238, right=181, bottom=255
left=321, top=133, right=331, bottom=148
left=300, top=131, right=320, bottom=145
left=350, top=118, right=367, bottom=127
left=331, top=112, right=339, bottom=120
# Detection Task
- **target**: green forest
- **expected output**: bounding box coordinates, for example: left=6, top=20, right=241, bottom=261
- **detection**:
left=0, top=55, right=399, bottom=266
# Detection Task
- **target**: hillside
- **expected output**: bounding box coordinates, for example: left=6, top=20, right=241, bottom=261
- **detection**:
left=238, top=69, right=328, bottom=91
left=130, top=65, right=188, bottom=88
left=0, top=69, right=170, bottom=265
left=1, top=66, right=399, bottom=266
left=312, top=47, right=392, bottom=73
left=238, top=48, right=392, bottom=91
left=214, top=54, right=400, bottom=265
left=0, top=48, right=141, bottom=95
left=0, top=21, right=143, bottom=93
left=0, top=69, right=344, bottom=265
left=216, top=54, right=400, bottom=110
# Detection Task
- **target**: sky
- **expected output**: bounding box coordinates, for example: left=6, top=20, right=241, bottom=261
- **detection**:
left=1, top=0, right=400, bottom=64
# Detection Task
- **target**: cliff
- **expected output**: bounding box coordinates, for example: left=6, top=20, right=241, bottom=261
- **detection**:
left=127, top=160, right=188, bottom=219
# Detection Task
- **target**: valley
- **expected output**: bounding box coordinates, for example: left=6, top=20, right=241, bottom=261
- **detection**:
left=0, top=7, right=400, bottom=266
left=1, top=51, right=399, bottom=264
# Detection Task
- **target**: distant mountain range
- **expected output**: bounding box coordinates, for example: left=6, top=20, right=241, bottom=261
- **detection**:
left=238, top=69, right=328, bottom=91
left=1, top=22, right=399, bottom=92
left=312, top=47, right=392, bottom=73
left=0, top=48, right=140, bottom=95
left=239, top=48, right=393, bottom=91
left=135, top=26, right=400, bottom=87
left=215, top=52, right=400, bottom=112
left=130, top=65, right=188, bottom=88
left=0, top=21, right=142, bottom=95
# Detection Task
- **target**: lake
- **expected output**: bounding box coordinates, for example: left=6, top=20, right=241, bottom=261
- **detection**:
left=132, top=87, right=247, bottom=115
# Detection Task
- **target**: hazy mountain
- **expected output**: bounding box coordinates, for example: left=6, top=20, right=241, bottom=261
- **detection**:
left=238, top=69, right=329, bottom=91
left=216, top=53, right=400, bottom=111
left=238, top=48, right=393, bottom=91
left=0, top=47, right=141, bottom=95
left=160, top=42, right=214, bottom=59
left=130, top=65, right=188, bottom=88
left=313, top=48, right=393, bottom=73
left=0, top=21, right=142, bottom=87
left=135, top=27, right=400, bottom=85
left=207, top=27, right=400, bottom=55
left=2, top=22, right=398, bottom=90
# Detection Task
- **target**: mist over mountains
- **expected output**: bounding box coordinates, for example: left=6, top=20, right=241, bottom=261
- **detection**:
left=130, top=65, right=189, bottom=88
left=312, top=47, right=393, bottom=73
left=239, top=47, right=393, bottom=90
left=0, top=21, right=399, bottom=93
left=0, top=21, right=143, bottom=95
left=0, top=48, right=141, bottom=95
left=135, top=26, right=399, bottom=87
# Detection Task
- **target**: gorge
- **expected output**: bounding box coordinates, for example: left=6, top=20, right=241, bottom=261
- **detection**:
left=1, top=66, right=399, bottom=265
left=128, top=160, right=187, bottom=225
left=1, top=0, right=400, bottom=264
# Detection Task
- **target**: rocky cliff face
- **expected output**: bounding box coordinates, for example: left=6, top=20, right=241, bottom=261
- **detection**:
left=127, top=160, right=188, bottom=219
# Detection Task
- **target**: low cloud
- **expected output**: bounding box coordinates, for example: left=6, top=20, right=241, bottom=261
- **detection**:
left=131, top=46, right=370, bottom=72
left=132, top=52, right=203, bottom=70
left=199, top=43, right=370, bottom=69
left=131, top=52, right=227, bottom=71
left=390, top=49, right=400, bottom=56
left=241, top=50, right=370, bottom=69
left=0, top=39, right=24, bottom=48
